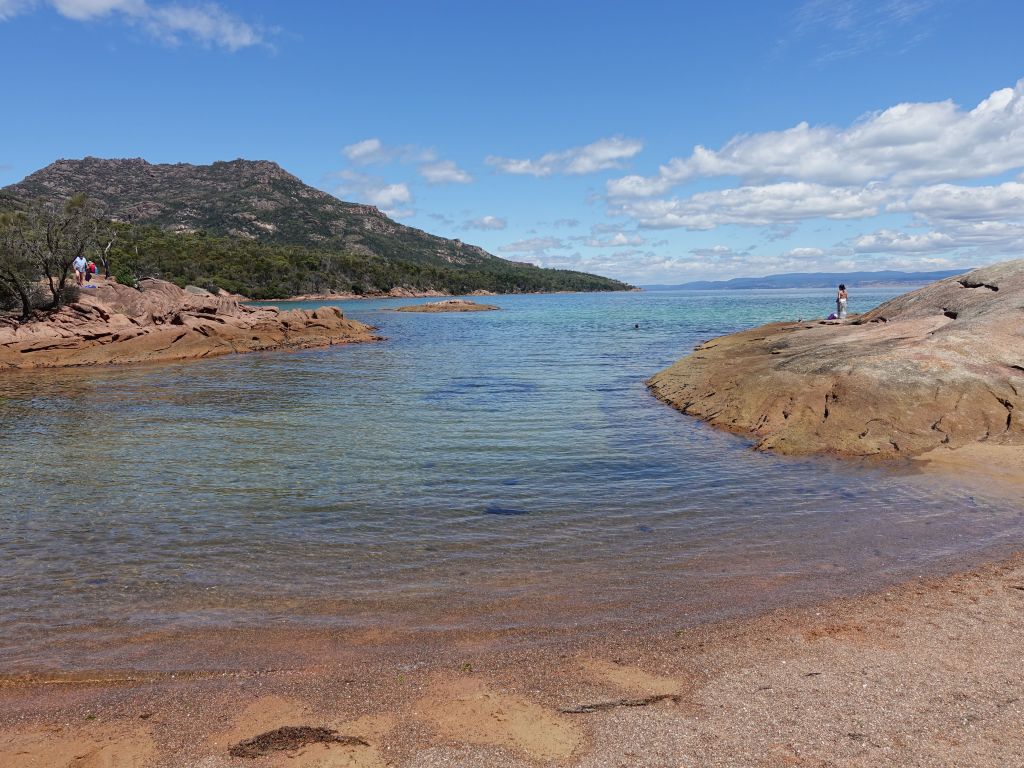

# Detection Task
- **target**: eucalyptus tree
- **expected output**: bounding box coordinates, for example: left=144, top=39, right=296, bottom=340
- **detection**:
left=0, top=211, right=38, bottom=319
left=23, top=194, right=104, bottom=310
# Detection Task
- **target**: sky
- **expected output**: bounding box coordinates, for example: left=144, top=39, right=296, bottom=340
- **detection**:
left=2, top=0, right=1024, bottom=284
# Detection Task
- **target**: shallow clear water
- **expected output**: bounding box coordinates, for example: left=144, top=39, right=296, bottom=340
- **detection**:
left=2, top=288, right=1022, bottom=671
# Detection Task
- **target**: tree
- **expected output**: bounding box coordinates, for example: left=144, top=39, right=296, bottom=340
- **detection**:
left=23, top=194, right=104, bottom=310
left=0, top=211, right=38, bottom=320
left=96, top=222, right=117, bottom=279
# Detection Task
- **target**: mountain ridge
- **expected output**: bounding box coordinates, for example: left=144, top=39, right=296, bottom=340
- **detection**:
left=2, top=157, right=630, bottom=296
left=4, top=156, right=493, bottom=266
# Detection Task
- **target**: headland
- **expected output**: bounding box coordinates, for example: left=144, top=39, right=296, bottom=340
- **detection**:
left=0, top=277, right=378, bottom=370
left=648, top=260, right=1024, bottom=482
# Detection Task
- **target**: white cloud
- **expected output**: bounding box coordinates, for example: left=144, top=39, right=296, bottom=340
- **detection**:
left=1, top=0, right=264, bottom=49
left=341, top=139, right=471, bottom=185
left=844, top=181, right=1024, bottom=259
left=499, top=237, right=567, bottom=256
left=584, top=232, right=645, bottom=248
left=891, top=181, right=1024, bottom=221
left=341, top=137, right=436, bottom=166
left=142, top=3, right=262, bottom=49
left=616, top=182, right=893, bottom=229
left=369, top=183, right=412, bottom=209
left=0, top=1, right=32, bottom=21
left=420, top=159, right=473, bottom=185
left=463, top=215, right=506, bottom=230
left=784, top=246, right=827, bottom=259
left=52, top=0, right=142, bottom=19
left=487, top=136, right=643, bottom=177
left=850, top=229, right=957, bottom=253
left=333, top=170, right=413, bottom=218
left=609, top=80, right=1024, bottom=197
left=342, top=138, right=388, bottom=164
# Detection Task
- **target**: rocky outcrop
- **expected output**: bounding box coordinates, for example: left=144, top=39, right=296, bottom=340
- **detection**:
left=0, top=278, right=378, bottom=370
left=392, top=300, right=500, bottom=313
left=648, top=260, right=1024, bottom=457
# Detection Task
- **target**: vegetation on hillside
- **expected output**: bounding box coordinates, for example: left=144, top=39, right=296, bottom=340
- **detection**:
left=2, top=159, right=634, bottom=299
left=109, top=225, right=629, bottom=298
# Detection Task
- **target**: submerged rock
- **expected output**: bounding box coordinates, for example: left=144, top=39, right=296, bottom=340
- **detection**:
left=392, top=299, right=499, bottom=313
left=648, top=260, right=1024, bottom=458
left=0, top=277, right=379, bottom=370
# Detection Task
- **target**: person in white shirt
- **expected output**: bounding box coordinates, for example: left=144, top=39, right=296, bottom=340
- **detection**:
left=73, top=255, right=88, bottom=286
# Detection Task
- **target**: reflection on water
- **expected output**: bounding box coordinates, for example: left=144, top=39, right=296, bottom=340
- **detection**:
left=1, top=288, right=1022, bottom=671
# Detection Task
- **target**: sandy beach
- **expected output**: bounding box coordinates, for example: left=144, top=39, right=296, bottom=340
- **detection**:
left=2, top=548, right=1023, bottom=767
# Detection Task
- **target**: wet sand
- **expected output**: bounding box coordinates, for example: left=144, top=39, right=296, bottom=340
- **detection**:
left=3, top=553, right=1024, bottom=767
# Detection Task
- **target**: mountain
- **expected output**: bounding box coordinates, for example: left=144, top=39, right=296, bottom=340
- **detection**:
left=648, top=269, right=969, bottom=291
left=2, top=157, right=631, bottom=297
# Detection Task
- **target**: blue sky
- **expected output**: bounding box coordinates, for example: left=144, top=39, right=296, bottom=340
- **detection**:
left=2, top=0, right=1024, bottom=283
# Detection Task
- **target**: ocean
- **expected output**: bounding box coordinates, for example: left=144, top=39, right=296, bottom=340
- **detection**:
left=2, top=287, right=1021, bottom=671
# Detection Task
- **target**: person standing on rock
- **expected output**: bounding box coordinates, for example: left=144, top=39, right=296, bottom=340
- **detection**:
left=73, top=255, right=88, bottom=287
left=836, top=284, right=848, bottom=320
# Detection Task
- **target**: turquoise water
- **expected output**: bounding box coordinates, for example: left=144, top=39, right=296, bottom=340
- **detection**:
left=2, top=288, right=1022, bottom=671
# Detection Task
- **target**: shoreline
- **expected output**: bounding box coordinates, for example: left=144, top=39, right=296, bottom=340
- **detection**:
left=0, top=277, right=380, bottom=372
left=648, top=262, right=1024, bottom=477
left=262, top=287, right=640, bottom=303
left=4, top=550, right=1024, bottom=766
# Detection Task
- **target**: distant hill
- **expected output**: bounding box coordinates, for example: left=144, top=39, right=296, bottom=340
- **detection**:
left=2, top=157, right=630, bottom=297
left=648, top=268, right=969, bottom=291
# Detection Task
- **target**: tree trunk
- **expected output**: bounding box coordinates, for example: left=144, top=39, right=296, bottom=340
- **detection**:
left=16, top=283, right=31, bottom=320
left=101, top=237, right=114, bottom=279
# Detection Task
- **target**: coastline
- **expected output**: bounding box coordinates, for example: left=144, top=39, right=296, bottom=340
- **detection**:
left=5, top=272, right=1024, bottom=766
left=265, top=286, right=641, bottom=303
left=4, top=551, right=1023, bottom=766
left=0, top=278, right=380, bottom=371
left=648, top=262, right=1024, bottom=473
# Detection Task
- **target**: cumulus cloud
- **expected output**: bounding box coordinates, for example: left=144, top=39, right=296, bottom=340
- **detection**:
left=609, top=80, right=1024, bottom=197
left=616, top=182, right=894, bottom=229
left=529, top=247, right=807, bottom=283
left=333, top=170, right=413, bottom=218
left=600, top=78, right=1024, bottom=278
left=342, top=138, right=389, bottom=164
left=342, top=138, right=434, bottom=165
left=341, top=139, right=471, bottom=185
left=487, top=136, right=643, bottom=177
left=891, top=181, right=1024, bottom=221
left=850, top=229, right=956, bottom=253
left=1, top=0, right=264, bottom=49
left=420, top=159, right=473, bottom=185
left=584, top=232, right=645, bottom=248
left=462, top=215, right=506, bottom=230
left=846, top=181, right=1024, bottom=258
left=498, top=237, right=568, bottom=257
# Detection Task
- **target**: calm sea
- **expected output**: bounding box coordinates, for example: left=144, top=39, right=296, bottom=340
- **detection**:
left=2, top=288, right=1022, bottom=671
